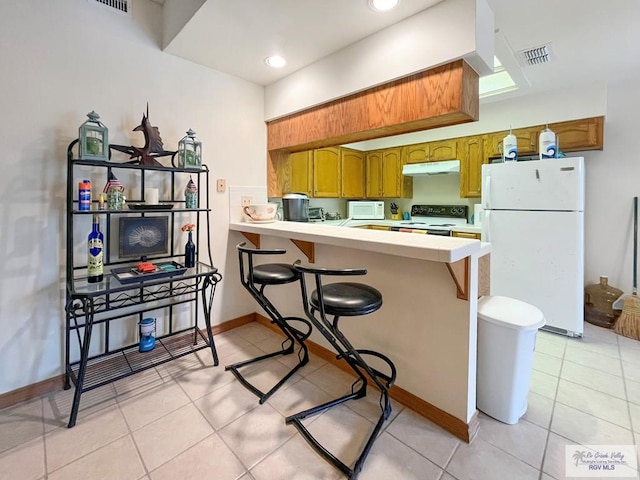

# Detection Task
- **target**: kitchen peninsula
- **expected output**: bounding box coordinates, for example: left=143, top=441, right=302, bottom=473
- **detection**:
left=229, top=219, right=490, bottom=441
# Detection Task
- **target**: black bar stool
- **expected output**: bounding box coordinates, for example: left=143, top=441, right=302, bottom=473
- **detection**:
left=225, top=242, right=312, bottom=403
left=286, top=261, right=397, bottom=480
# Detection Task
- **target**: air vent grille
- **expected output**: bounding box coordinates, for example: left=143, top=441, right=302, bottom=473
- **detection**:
left=517, top=44, right=553, bottom=67
left=89, top=0, right=130, bottom=15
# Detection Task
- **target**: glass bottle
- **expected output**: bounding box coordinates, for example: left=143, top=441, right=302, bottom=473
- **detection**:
left=184, top=231, right=196, bottom=268
left=584, top=275, right=623, bottom=328
left=87, top=215, right=104, bottom=283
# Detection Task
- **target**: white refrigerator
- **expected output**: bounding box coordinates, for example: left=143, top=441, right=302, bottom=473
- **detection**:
left=481, top=157, right=585, bottom=337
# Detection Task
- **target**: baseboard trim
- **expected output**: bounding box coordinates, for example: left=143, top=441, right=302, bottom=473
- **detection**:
left=0, top=313, right=257, bottom=410
left=256, top=314, right=478, bottom=443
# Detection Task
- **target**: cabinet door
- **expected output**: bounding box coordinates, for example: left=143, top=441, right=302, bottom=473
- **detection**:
left=313, top=147, right=341, bottom=197
left=549, top=116, right=604, bottom=152
left=341, top=148, right=365, bottom=198
left=288, top=151, right=313, bottom=196
left=484, top=128, right=537, bottom=158
left=365, top=151, right=382, bottom=198
left=381, top=148, right=401, bottom=197
left=513, top=127, right=538, bottom=154
left=483, top=131, right=508, bottom=159
left=429, top=139, right=457, bottom=162
left=459, top=135, right=485, bottom=198
left=403, top=143, right=428, bottom=164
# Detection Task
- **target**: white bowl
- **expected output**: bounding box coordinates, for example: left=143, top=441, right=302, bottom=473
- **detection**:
left=243, top=203, right=278, bottom=222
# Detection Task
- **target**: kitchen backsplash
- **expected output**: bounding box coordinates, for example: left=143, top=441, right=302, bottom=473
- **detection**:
left=269, top=175, right=480, bottom=222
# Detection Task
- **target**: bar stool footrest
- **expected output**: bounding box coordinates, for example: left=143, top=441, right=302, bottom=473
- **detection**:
left=337, top=349, right=397, bottom=388
left=282, top=316, right=313, bottom=341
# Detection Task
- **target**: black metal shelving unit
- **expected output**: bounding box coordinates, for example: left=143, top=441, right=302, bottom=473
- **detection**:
left=64, top=139, right=221, bottom=428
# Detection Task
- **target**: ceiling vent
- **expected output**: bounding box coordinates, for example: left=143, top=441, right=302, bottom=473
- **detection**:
left=517, top=43, right=553, bottom=67
left=88, top=0, right=131, bottom=15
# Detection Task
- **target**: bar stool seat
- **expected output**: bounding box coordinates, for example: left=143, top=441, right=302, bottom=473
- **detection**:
left=225, top=243, right=311, bottom=404
left=311, top=282, right=382, bottom=316
left=252, top=263, right=299, bottom=285
left=286, top=262, right=396, bottom=480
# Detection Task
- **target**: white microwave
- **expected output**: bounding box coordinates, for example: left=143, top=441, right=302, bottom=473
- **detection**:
left=348, top=201, right=385, bottom=220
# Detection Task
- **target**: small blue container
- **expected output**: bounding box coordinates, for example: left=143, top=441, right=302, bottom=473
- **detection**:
left=139, top=317, right=156, bottom=352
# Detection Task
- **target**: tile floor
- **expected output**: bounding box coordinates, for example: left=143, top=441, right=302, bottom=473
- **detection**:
left=1, top=321, right=640, bottom=480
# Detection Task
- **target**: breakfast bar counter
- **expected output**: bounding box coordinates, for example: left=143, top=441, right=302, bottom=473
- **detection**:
left=228, top=220, right=490, bottom=442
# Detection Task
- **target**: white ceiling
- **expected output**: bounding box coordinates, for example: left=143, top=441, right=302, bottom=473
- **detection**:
left=158, top=0, right=640, bottom=102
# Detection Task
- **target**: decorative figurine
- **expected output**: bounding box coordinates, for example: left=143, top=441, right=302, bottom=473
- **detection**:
left=184, top=176, right=198, bottom=209
left=110, top=104, right=176, bottom=166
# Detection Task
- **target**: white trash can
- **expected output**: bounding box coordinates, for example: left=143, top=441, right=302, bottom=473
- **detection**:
left=477, top=295, right=546, bottom=424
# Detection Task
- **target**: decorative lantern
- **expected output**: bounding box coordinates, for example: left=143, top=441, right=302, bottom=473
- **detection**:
left=79, top=111, right=109, bottom=161
left=178, top=129, right=202, bottom=169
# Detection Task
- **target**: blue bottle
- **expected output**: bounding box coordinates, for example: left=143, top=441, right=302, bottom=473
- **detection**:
left=87, top=215, right=104, bottom=283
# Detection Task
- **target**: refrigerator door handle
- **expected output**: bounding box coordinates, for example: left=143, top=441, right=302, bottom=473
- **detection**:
left=482, top=210, right=491, bottom=242
left=484, top=174, right=491, bottom=209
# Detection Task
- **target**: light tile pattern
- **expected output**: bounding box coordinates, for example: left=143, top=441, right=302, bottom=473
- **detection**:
left=1, top=322, right=640, bottom=479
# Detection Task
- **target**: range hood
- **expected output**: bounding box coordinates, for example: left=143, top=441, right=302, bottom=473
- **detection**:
left=402, top=160, right=460, bottom=176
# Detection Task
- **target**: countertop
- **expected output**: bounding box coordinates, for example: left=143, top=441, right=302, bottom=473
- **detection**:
left=309, top=218, right=482, bottom=234
left=229, top=219, right=489, bottom=263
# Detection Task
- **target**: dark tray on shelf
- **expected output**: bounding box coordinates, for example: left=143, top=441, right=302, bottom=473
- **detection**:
left=127, top=203, right=174, bottom=210
left=112, top=261, right=188, bottom=284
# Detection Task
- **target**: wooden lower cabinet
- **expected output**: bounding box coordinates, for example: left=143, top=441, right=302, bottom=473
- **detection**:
left=452, top=231, right=481, bottom=240
left=341, top=148, right=365, bottom=198
left=459, top=135, right=486, bottom=198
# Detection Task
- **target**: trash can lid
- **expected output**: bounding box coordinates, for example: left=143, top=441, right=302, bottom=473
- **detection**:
left=478, top=295, right=546, bottom=330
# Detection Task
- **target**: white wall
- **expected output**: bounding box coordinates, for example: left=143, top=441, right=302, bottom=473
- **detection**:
left=264, top=0, right=494, bottom=120
left=0, top=0, right=265, bottom=396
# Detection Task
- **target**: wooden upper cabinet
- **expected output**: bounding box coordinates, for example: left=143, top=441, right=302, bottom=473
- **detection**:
left=365, top=151, right=383, bottom=198
left=458, top=135, right=485, bottom=198
left=483, top=131, right=508, bottom=159
left=341, top=148, right=365, bottom=198
left=403, top=140, right=457, bottom=164
left=403, top=143, right=428, bottom=164
left=549, top=116, right=604, bottom=152
left=288, top=151, right=313, bottom=196
left=428, top=139, right=457, bottom=162
left=484, top=128, right=537, bottom=158
left=513, top=127, right=539, bottom=154
left=381, top=148, right=401, bottom=197
left=313, top=147, right=341, bottom=198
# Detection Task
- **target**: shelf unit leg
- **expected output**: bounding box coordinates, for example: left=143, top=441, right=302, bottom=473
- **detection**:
left=68, top=296, right=95, bottom=428
left=202, top=273, right=222, bottom=366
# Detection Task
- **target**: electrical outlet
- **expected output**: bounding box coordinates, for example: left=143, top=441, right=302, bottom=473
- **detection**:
left=216, top=178, right=226, bottom=192
left=241, top=195, right=253, bottom=206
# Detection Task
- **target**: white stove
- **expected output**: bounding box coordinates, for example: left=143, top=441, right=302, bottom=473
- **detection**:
left=390, top=205, right=468, bottom=236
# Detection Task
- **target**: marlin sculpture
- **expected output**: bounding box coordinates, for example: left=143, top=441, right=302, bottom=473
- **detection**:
left=110, top=104, right=176, bottom=166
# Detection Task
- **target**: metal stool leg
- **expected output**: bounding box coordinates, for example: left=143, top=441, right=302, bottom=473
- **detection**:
left=225, top=243, right=312, bottom=403
left=285, top=262, right=396, bottom=479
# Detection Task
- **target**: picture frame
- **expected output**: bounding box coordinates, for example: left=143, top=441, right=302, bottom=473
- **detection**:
left=119, top=216, right=169, bottom=258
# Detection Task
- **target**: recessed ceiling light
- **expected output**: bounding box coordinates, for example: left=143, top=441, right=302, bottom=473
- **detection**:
left=265, top=55, right=287, bottom=68
left=368, top=0, right=400, bottom=12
